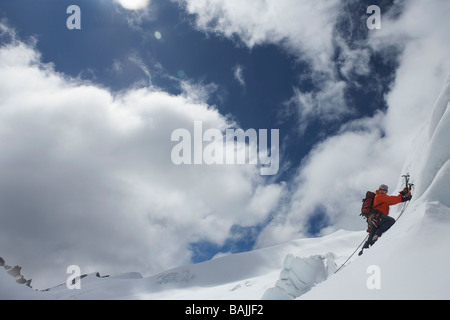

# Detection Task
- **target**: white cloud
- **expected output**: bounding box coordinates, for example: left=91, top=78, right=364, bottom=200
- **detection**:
left=128, top=53, right=152, bottom=85
left=335, top=35, right=372, bottom=82
left=180, top=80, right=220, bottom=105
left=257, top=125, right=382, bottom=246
left=369, top=0, right=450, bottom=142
left=182, top=0, right=340, bottom=69
left=233, top=64, right=245, bottom=88
left=0, top=24, right=284, bottom=288
left=287, top=80, right=349, bottom=134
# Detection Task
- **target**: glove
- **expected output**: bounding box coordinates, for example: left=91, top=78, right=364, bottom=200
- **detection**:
left=401, top=194, right=412, bottom=202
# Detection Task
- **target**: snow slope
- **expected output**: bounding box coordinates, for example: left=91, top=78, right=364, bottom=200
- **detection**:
left=0, top=229, right=365, bottom=299
left=1, top=75, right=450, bottom=300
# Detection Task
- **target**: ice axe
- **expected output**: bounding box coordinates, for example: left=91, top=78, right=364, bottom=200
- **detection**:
left=402, top=174, right=413, bottom=196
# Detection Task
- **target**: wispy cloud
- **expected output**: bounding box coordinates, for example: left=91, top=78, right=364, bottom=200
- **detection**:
left=128, top=53, right=152, bottom=86
left=233, top=64, right=245, bottom=88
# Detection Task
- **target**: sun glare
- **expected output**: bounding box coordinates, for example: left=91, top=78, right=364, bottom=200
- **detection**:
left=116, top=0, right=151, bottom=10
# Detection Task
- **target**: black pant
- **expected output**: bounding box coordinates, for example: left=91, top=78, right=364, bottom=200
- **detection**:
left=375, top=215, right=396, bottom=237
left=362, top=215, right=396, bottom=249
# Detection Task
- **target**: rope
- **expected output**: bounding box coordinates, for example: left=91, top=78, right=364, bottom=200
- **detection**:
left=334, top=234, right=368, bottom=274
left=396, top=201, right=409, bottom=220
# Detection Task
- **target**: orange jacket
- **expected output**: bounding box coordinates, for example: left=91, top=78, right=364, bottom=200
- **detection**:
left=373, top=190, right=402, bottom=215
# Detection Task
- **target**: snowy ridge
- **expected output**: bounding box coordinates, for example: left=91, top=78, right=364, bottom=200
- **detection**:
left=0, top=229, right=365, bottom=299
left=1, top=75, right=450, bottom=299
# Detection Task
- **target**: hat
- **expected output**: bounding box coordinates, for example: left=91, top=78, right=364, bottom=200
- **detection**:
left=379, top=184, right=388, bottom=191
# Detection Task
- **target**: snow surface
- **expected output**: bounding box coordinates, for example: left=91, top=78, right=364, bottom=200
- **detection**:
left=1, top=75, right=450, bottom=300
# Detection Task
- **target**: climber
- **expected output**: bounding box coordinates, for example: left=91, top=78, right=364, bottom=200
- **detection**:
left=362, top=184, right=411, bottom=249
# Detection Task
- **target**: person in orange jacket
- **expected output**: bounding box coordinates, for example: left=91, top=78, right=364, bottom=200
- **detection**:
left=362, top=184, right=411, bottom=250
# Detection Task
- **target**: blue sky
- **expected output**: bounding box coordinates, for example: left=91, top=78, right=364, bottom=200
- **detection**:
left=0, top=0, right=395, bottom=154
left=0, top=0, right=449, bottom=287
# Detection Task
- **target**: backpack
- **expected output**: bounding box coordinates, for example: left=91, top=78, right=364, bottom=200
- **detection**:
left=360, top=191, right=376, bottom=220
left=360, top=191, right=383, bottom=224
